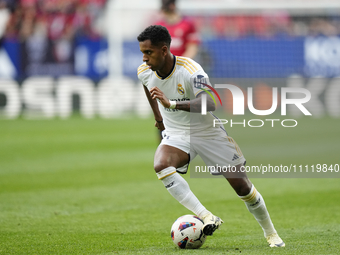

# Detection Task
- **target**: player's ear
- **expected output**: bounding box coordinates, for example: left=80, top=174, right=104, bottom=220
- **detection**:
left=161, top=45, right=168, bottom=56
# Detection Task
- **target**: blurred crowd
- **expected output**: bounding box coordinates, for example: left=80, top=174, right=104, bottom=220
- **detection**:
left=2, top=0, right=106, bottom=42
left=0, top=0, right=340, bottom=42
left=192, top=13, right=340, bottom=38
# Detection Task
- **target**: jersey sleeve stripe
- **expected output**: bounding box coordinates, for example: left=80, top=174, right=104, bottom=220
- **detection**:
left=138, top=67, right=148, bottom=72
left=137, top=66, right=149, bottom=75
left=177, top=57, right=198, bottom=72
left=138, top=64, right=148, bottom=70
left=183, top=58, right=198, bottom=72
left=177, top=60, right=196, bottom=73
left=177, top=59, right=197, bottom=72
left=137, top=64, right=147, bottom=71
left=137, top=64, right=148, bottom=72
left=177, top=63, right=193, bottom=74
left=138, top=63, right=147, bottom=69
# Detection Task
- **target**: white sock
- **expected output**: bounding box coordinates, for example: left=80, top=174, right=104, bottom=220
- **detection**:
left=156, top=167, right=210, bottom=218
left=239, top=185, right=277, bottom=237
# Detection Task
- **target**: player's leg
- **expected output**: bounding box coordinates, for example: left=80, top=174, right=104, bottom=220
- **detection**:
left=222, top=165, right=285, bottom=247
left=154, top=144, right=212, bottom=225
left=194, top=134, right=284, bottom=245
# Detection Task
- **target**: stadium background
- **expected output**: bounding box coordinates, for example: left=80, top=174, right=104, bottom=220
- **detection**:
left=0, top=0, right=339, bottom=254
left=0, top=0, right=340, bottom=118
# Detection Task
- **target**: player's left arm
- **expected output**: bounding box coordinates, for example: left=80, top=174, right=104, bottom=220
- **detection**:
left=149, top=87, right=215, bottom=112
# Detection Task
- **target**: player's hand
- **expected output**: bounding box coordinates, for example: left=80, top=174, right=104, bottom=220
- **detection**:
left=150, top=87, right=170, bottom=108
left=155, top=121, right=165, bottom=131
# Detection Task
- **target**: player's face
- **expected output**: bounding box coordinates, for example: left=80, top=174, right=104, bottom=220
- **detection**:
left=139, top=40, right=166, bottom=71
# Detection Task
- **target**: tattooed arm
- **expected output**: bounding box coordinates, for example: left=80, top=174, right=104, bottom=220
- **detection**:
left=149, top=87, right=215, bottom=113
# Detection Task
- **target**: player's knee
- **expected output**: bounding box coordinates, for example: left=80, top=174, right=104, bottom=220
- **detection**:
left=230, top=179, right=252, bottom=196
left=154, top=162, right=172, bottom=173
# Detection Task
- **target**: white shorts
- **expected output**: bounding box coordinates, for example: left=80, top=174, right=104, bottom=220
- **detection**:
left=160, top=130, right=246, bottom=175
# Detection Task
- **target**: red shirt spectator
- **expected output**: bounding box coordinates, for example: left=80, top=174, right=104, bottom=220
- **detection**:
left=157, top=17, right=199, bottom=57
left=156, top=0, right=200, bottom=58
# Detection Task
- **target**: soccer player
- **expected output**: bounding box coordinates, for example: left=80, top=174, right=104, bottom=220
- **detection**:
left=137, top=25, right=285, bottom=248
left=155, top=0, right=200, bottom=142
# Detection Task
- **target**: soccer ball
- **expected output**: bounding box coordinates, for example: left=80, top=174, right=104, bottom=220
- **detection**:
left=170, top=215, right=207, bottom=249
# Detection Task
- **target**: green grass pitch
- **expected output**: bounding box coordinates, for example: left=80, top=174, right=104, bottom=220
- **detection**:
left=0, top=116, right=339, bottom=254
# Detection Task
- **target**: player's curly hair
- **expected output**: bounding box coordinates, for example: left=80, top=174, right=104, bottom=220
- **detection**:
left=137, top=25, right=171, bottom=48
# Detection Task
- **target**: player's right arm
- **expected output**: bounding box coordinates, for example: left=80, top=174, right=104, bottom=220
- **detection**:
left=143, top=85, right=165, bottom=131
left=138, top=63, right=165, bottom=131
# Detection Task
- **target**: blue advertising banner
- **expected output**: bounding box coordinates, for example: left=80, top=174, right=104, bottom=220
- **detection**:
left=2, top=40, right=20, bottom=79
left=204, top=37, right=305, bottom=78
left=74, top=37, right=108, bottom=81
left=2, top=36, right=340, bottom=80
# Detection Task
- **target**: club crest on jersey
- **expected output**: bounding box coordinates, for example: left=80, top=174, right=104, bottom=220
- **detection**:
left=177, top=84, right=185, bottom=95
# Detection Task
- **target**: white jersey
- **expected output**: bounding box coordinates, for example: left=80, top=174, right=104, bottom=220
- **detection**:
left=138, top=56, right=225, bottom=136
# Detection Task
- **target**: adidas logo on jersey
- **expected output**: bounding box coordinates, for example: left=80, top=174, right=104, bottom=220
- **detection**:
left=232, top=154, right=239, bottom=161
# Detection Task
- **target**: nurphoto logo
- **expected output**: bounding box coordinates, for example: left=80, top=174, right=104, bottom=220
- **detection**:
left=199, top=84, right=312, bottom=128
